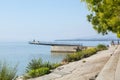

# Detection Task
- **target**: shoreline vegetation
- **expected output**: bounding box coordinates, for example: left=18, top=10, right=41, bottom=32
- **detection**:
left=62, top=44, right=107, bottom=63
left=24, top=58, right=61, bottom=79
left=0, top=44, right=107, bottom=80
left=0, top=62, right=17, bottom=80
left=22, top=44, right=107, bottom=79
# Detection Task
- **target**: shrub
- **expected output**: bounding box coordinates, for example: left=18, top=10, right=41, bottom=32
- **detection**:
left=63, top=45, right=108, bottom=63
left=25, top=58, right=61, bottom=78
left=0, top=62, right=17, bottom=80
left=64, top=53, right=77, bottom=62
left=28, top=67, right=50, bottom=78
left=42, top=62, right=61, bottom=70
left=76, top=52, right=84, bottom=60
left=82, top=48, right=97, bottom=56
left=63, top=52, right=84, bottom=62
left=63, top=48, right=98, bottom=63
left=42, top=62, right=52, bottom=69
left=97, top=44, right=107, bottom=51
left=82, top=60, right=86, bottom=63
left=51, top=63, right=61, bottom=69
left=26, top=58, right=42, bottom=72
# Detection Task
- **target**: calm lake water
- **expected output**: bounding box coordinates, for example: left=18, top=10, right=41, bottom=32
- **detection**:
left=0, top=41, right=112, bottom=75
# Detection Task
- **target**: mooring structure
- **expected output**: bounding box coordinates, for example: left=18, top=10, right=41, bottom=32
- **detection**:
left=29, top=38, right=120, bottom=53
left=29, top=41, right=84, bottom=53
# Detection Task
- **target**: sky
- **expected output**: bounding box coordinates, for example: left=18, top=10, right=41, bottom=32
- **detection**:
left=0, top=0, right=116, bottom=42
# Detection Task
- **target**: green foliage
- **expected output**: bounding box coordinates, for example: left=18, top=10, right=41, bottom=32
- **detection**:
left=51, top=63, right=61, bottom=69
left=42, top=62, right=52, bottom=69
left=65, top=53, right=77, bottom=62
left=82, top=48, right=97, bottom=57
left=63, top=44, right=107, bottom=63
left=81, top=0, right=120, bottom=37
left=26, top=58, right=42, bottom=72
left=0, top=62, right=17, bottom=80
left=82, top=60, right=86, bottom=63
left=63, top=48, right=98, bottom=62
left=28, top=67, right=50, bottom=78
left=97, top=44, right=107, bottom=51
left=25, top=58, right=61, bottom=78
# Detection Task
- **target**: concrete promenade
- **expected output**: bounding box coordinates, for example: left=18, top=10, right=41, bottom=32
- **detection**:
left=28, top=45, right=118, bottom=80
left=96, top=45, right=120, bottom=80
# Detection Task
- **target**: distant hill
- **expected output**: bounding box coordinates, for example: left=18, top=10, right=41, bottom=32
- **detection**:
left=55, top=35, right=120, bottom=41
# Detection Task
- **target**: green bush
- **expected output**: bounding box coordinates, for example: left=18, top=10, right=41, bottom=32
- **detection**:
left=28, top=67, right=50, bottom=78
left=25, top=58, right=61, bottom=78
left=0, top=62, right=17, bottom=80
left=82, top=60, right=86, bottom=63
left=75, top=52, right=83, bottom=60
left=26, top=58, right=42, bottom=72
left=67, top=53, right=77, bottom=62
left=63, top=45, right=108, bottom=63
left=63, top=48, right=98, bottom=63
left=42, top=62, right=52, bottom=69
left=51, top=63, right=61, bottom=69
left=64, top=53, right=77, bottom=62
left=97, top=44, right=107, bottom=51
left=41, top=62, right=61, bottom=70
left=63, top=52, right=84, bottom=62
left=82, top=48, right=97, bottom=56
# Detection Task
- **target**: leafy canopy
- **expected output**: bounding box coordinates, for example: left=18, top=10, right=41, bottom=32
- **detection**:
left=81, top=0, right=120, bottom=37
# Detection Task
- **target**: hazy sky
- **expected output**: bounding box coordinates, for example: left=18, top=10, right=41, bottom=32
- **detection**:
left=0, top=0, right=115, bottom=42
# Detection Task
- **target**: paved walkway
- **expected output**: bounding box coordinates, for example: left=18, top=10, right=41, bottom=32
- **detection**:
left=28, top=46, right=117, bottom=80
left=96, top=45, right=120, bottom=80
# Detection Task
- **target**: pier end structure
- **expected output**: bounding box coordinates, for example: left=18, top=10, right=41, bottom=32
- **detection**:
left=51, top=45, right=81, bottom=53
left=29, top=41, right=84, bottom=53
left=51, top=45, right=95, bottom=53
left=29, top=41, right=95, bottom=53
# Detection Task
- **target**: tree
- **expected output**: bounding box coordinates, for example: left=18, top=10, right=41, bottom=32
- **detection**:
left=81, top=0, right=120, bottom=37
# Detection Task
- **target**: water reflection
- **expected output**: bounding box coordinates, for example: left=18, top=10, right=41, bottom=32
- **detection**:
left=50, top=52, right=70, bottom=63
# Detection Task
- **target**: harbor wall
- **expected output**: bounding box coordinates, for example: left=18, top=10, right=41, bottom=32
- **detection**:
left=51, top=46, right=78, bottom=53
left=51, top=46, right=95, bottom=53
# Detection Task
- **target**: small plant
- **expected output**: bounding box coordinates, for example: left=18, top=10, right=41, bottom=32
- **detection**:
left=63, top=47, right=99, bottom=63
left=51, top=63, right=61, bottom=69
left=82, top=48, right=97, bottom=56
left=28, top=67, right=50, bottom=78
left=82, top=60, right=86, bottom=63
left=25, top=58, right=61, bottom=78
left=26, top=58, right=42, bottom=72
left=97, top=44, right=107, bottom=51
left=42, top=62, right=52, bottom=69
left=0, top=62, right=17, bottom=80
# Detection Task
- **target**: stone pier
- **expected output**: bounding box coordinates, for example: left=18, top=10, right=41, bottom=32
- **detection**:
left=51, top=46, right=94, bottom=53
left=51, top=46, right=80, bottom=53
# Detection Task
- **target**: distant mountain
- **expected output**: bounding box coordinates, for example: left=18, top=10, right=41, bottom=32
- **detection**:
left=55, top=35, right=120, bottom=41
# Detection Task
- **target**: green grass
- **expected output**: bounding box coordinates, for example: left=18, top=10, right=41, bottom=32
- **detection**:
left=0, top=62, right=17, bottom=80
